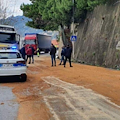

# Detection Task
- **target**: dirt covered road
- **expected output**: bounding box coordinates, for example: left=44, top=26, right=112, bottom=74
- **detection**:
left=2, top=55, right=120, bottom=120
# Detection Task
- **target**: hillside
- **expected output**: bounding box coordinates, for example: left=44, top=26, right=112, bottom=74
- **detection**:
left=74, top=3, right=120, bottom=69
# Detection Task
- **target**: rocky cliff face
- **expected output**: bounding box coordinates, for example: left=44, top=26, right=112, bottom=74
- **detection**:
left=74, top=3, right=120, bottom=69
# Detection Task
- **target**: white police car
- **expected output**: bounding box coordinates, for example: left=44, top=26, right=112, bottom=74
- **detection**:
left=0, top=48, right=27, bottom=81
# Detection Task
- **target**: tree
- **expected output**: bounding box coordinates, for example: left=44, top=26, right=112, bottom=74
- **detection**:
left=21, top=0, right=108, bottom=30
left=0, top=0, right=17, bottom=25
left=21, top=0, right=73, bottom=30
left=20, top=0, right=108, bottom=46
left=0, top=0, right=10, bottom=20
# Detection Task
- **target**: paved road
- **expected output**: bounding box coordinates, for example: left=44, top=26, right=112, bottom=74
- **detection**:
left=1, top=54, right=120, bottom=120
left=0, top=86, right=19, bottom=120
left=0, top=53, right=48, bottom=120
left=42, top=76, right=120, bottom=120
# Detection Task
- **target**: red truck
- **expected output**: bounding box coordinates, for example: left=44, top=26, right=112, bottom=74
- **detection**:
left=24, top=33, right=37, bottom=53
left=24, top=33, right=52, bottom=53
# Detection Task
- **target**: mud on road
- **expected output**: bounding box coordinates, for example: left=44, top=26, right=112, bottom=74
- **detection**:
left=1, top=56, right=120, bottom=120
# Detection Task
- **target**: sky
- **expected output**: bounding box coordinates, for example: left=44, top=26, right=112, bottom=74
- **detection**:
left=5, top=0, right=31, bottom=17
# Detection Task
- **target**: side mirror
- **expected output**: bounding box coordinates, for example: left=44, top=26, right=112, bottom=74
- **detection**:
left=16, top=34, right=20, bottom=42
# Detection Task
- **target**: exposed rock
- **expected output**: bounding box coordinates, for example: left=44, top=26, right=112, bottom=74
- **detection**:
left=74, top=4, right=120, bottom=69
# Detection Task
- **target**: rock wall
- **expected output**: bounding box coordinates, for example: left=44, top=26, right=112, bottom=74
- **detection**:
left=74, top=3, right=120, bottom=69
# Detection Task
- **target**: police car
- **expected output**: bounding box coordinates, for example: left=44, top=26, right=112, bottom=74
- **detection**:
left=0, top=47, right=27, bottom=81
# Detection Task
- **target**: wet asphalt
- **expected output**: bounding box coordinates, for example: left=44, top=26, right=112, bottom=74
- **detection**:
left=0, top=86, right=19, bottom=120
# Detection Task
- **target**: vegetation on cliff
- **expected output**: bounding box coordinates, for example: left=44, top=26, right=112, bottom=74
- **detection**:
left=21, top=0, right=108, bottom=30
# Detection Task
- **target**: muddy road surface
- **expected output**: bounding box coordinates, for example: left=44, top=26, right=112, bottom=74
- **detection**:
left=1, top=55, right=120, bottom=120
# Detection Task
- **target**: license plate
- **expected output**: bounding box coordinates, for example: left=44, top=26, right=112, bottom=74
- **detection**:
left=3, top=64, right=13, bottom=68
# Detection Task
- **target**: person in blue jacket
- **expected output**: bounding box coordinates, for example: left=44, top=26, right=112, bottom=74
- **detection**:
left=64, top=45, right=73, bottom=67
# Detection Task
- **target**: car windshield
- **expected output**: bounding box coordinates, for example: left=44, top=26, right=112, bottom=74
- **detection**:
left=0, top=33, right=16, bottom=43
left=25, top=40, right=35, bottom=45
left=0, top=52, right=21, bottom=59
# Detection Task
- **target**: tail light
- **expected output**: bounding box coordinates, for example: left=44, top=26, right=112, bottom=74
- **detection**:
left=17, top=61, right=26, bottom=64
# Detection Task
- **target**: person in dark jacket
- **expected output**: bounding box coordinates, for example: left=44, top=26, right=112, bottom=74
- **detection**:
left=30, top=45, right=35, bottom=63
left=19, top=44, right=26, bottom=60
left=59, top=46, right=65, bottom=65
left=26, top=46, right=32, bottom=64
left=64, top=45, right=73, bottom=67
left=50, top=44, right=56, bottom=66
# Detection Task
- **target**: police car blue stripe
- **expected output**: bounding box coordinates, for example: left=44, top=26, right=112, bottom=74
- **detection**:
left=13, top=63, right=26, bottom=67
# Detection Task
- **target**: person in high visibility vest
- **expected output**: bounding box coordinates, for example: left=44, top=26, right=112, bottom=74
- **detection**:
left=37, top=48, right=40, bottom=57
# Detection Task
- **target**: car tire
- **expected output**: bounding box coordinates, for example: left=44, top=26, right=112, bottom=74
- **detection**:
left=20, top=74, right=27, bottom=82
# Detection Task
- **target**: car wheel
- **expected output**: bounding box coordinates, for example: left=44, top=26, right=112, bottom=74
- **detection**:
left=20, top=74, right=27, bottom=82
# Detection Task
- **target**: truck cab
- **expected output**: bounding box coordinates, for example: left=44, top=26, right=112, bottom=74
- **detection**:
left=24, top=33, right=37, bottom=53
left=0, top=25, right=20, bottom=49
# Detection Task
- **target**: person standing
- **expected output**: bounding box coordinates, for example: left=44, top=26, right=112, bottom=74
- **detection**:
left=19, top=44, right=26, bottom=60
left=64, top=45, right=73, bottom=67
left=59, top=46, right=65, bottom=65
left=50, top=44, right=56, bottom=67
left=37, top=48, right=40, bottom=57
left=26, top=46, right=32, bottom=64
left=30, top=45, right=35, bottom=63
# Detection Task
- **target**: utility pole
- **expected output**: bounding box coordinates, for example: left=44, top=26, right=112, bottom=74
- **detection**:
left=72, top=0, right=74, bottom=34
left=72, top=0, right=75, bottom=58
